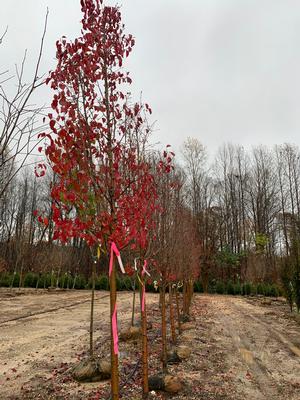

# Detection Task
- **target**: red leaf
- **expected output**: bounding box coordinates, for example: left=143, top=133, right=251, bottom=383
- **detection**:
left=50, top=120, right=56, bottom=130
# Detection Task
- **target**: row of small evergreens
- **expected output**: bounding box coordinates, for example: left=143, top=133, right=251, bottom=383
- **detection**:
left=202, top=280, right=282, bottom=297
left=0, top=272, right=129, bottom=291
left=0, top=271, right=281, bottom=297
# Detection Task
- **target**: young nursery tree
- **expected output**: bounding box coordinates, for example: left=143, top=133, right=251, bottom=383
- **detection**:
left=39, top=1, right=160, bottom=398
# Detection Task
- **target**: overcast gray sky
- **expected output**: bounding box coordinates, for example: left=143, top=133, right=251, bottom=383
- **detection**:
left=1, top=0, right=300, bottom=157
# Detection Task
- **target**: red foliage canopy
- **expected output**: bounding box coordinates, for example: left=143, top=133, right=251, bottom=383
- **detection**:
left=39, top=0, right=170, bottom=250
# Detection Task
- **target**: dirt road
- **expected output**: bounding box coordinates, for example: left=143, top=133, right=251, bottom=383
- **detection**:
left=188, top=295, right=300, bottom=400
left=1, top=290, right=300, bottom=399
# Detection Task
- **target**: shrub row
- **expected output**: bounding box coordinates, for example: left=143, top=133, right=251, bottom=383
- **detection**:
left=0, top=272, right=281, bottom=297
left=0, top=272, right=157, bottom=292
left=194, top=280, right=282, bottom=297
left=0, top=272, right=88, bottom=289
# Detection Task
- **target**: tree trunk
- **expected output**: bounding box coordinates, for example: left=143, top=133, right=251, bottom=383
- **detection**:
left=89, top=261, right=96, bottom=359
left=19, top=264, right=23, bottom=289
left=51, top=270, right=55, bottom=287
left=182, top=281, right=187, bottom=315
left=72, top=274, right=77, bottom=290
left=10, top=270, right=16, bottom=289
left=56, top=270, right=60, bottom=288
left=175, top=287, right=181, bottom=333
left=186, top=280, right=194, bottom=315
left=169, top=284, right=176, bottom=343
left=110, top=259, right=119, bottom=399
left=141, top=282, right=149, bottom=398
left=131, top=278, right=136, bottom=327
left=161, top=285, right=167, bottom=373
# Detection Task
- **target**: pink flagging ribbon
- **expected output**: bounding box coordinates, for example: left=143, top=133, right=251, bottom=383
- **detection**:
left=112, top=303, right=118, bottom=355
left=109, top=242, right=125, bottom=355
left=142, top=259, right=150, bottom=277
left=109, top=242, right=125, bottom=277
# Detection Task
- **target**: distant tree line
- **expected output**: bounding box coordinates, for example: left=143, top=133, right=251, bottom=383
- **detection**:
left=182, top=139, right=300, bottom=297
left=1, top=138, right=300, bottom=296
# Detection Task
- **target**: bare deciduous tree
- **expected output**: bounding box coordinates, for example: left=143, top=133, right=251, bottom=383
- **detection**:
left=0, top=11, right=48, bottom=199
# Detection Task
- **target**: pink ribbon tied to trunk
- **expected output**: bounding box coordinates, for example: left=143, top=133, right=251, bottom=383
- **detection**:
left=109, top=242, right=125, bottom=355
left=109, top=242, right=125, bottom=277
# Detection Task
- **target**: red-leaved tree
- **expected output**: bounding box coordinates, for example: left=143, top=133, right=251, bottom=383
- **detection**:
left=37, top=1, right=163, bottom=398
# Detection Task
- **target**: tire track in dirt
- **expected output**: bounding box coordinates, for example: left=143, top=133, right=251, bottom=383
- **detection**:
left=214, top=296, right=300, bottom=400
left=0, top=293, right=110, bottom=326
left=217, top=299, right=280, bottom=399
left=231, top=299, right=300, bottom=357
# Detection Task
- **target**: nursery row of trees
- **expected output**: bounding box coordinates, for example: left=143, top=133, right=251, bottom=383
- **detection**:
left=1, top=0, right=300, bottom=397
left=1, top=6, right=300, bottom=294
left=1, top=1, right=200, bottom=398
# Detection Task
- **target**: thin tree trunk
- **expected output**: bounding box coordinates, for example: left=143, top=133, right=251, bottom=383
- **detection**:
left=10, top=270, right=16, bottom=290
left=56, top=270, right=60, bottom=289
left=141, top=282, right=149, bottom=398
left=90, top=262, right=96, bottom=359
left=110, top=259, right=119, bottom=399
left=175, top=287, right=181, bottom=333
left=161, top=284, right=167, bottom=373
left=19, top=264, right=23, bottom=289
left=169, top=283, right=176, bottom=343
left=182, top=280, right=187, bottom=315
left=159, top=289, right=162, bottom=310
left=131, top=278, right=136, bottom=327
left=51, top=269, right=54, bottom=287
left=187, top=280, right=194, bottom=315
left=72, top=274, right=77, bottom=290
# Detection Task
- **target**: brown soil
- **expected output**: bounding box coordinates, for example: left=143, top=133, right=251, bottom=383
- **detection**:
left=1, top=290, right=300, bottom=399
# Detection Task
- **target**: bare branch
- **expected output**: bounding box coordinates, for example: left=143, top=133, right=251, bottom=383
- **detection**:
left=0, top=26, right=8, bottom=44
left=0, top=10, right=49, bottom=199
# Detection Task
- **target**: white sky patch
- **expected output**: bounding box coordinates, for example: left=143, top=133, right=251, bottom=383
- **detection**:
left=1, top=0, right=300, bottom=160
